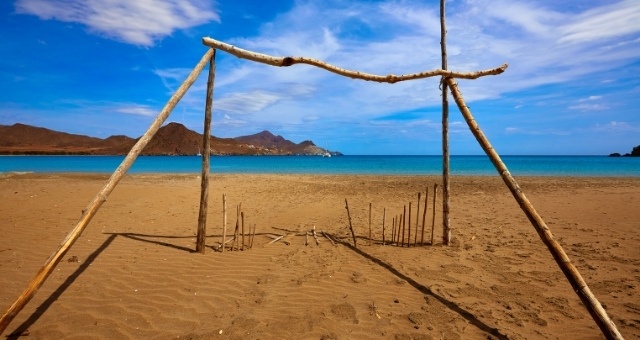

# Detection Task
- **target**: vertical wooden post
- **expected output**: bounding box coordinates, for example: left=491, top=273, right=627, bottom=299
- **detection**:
left=446, top=77, right=623, bottom=340
left=391, top=216, right=396, bottom=245
left=421, top=186, right=429, bottom=246
left=344, top=198, right=358, bottom=248
left=431, top=184, right=438, bottom=246
left=382, top=208, right=386, bottom=245
left=396, top=214, right=402, bottom=247
left=368, top=202, right=372, bottom=245
left=401, top=206, right=407, bottom=247
left=407, top=202, right=412, bottom=247
left=250, top=224, right=256, bottom=248
left=196, top=50, right=216, bottom=254
left=415, top=192, right=421, bottom=246
left=440, top=0, right=451, bottom=246
left=0, top=48, right=216, bottom=334
left=241, top=211, right=245, bottom=251
left=221, top=193, right=227, bottom=252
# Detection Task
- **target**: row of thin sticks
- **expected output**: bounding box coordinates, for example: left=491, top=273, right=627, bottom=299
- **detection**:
left=217, top=193, right=257, bottom=252
left=361, top=184, right=439, bottom=247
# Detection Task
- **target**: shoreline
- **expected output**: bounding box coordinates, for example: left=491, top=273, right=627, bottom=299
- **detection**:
left=1, top=174, right=638, bottom=338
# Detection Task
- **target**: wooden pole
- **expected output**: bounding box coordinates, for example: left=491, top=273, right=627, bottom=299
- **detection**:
left=431, top=184, right=438, bottom=246
left=421, top=186, right=429, bottom=246
left=250, top=224, right=256, bottom=249
left=391, top=216, right=396, bottom=244
left=202, top=37, right=507, bottom=83
left=415, top=193, right=421, bottom=246
left=312, top=225, right=320, bottom=246
left=344, top=198, right=358, bottom=248
left=368, top=203, right=372, bottom=245
left=241, top=212, right=245, bottom=251
left=222, top=193, right=227, bottom=252
left=382, top=208, right=386, bottom=245
left=446, top=77, right=624, bottom=340
left=440, top=0, right=451, bottom=246
left=196, top=50, right=216, bottom=253
left=396, top=214, right=402, bottom=247
left=401, top=205, right=407, bottom=247
left=0, top=48, right=215, bottom=334
left=407, top=202, right=412, bottom=247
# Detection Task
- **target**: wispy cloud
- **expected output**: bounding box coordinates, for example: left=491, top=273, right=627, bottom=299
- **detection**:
left=569, top=95, right=609, bottom=111
left=115, top=105, right=156, bottom=116
left=15, top=0, right=220, bottom=46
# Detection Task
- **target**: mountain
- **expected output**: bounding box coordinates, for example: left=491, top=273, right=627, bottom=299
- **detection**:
left=0, top=123, right=341, bottom=156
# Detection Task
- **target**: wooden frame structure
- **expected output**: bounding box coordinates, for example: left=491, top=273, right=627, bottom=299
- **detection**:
left=0, top=1, right=624, bottom=338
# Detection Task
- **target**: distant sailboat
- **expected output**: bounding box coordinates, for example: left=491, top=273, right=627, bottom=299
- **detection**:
left=322, top=139, right=331, bottom=157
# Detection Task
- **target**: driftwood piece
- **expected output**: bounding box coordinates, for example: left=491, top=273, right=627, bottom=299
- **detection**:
left=0, top=48, right=215, bottom=334
left=305, top=231, right=309, bottom=246
left=344, top=199, right=358, bottom=248
left=241, top=212, right=245, bottom=251
left=250, top=224, right=256, bottom=249
left=446, top=76, right=623, bottom=340
left=322, top=231, right=337, bottom=247
left=202, top=37, right=507, bottom=83
left=312, top=226, right=320, bottom=246
left=368, top=203, right=372, bottom=245
left=196, top=51, right=215, bottom=253
left=407, top=202, right=412, bottom=247
left=440, top=0, right=451, bottom=247
left=266, top=235, right=284, bottom=246
left=415, top=193, right=421, bottom=246
left=382, top=208, right=386, bottom=245
left=401, top=206, right=406, bottom=247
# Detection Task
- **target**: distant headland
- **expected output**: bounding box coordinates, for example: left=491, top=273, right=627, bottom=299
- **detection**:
left=0, top=122, right=342, bottom=156
left=609, top=145, right=640, bottom=157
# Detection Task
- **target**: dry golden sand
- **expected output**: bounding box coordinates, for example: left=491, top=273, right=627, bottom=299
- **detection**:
left=0, top=173, right=639, bottom=339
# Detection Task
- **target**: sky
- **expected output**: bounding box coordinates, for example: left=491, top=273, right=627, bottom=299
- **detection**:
left=1, top=0, right=639, bottom=155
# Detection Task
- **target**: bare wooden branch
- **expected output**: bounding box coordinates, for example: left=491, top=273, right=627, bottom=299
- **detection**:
left=250, top=224, right=256, bottom=249
left=421, top=186, right=429, bottom=246
left=344, top=199, right=358, bottom=248
left=312, top=226, right=320, bottom=246
left=196, top=51, right=216, bottom=253
left=431, top=184, right=438, bottom=246
left=266, top=235, right=284, bottom=245
left=202, top=37, right=507, bottom=83
left=305, top=231, right=309, bottom=246
left=0, top=48, right=215, bottom=334
left=446, top=76, right=624, bottom=340
left=415, top=193, right=421, bottom=246
left=368, top=203, right=372, bottom=245
left=322, top=231, right=337, bottom=247
left=222, top=193, right=227, bottom=252
left=382, top=208, right=386, bottom=246
left=407, top=202, right=412, bottom=247
left=440, top=0, right=451, bottom=246
left=241, top=212, right=245, bottom=251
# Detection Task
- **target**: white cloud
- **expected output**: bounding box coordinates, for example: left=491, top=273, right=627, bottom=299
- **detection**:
left=558, top=0, right=640, bottom=43
left=15, top=0, right=220, bottom=46
left=216, top=91, right=283, bottom=113
left=115, top=106, right=156, bottom=116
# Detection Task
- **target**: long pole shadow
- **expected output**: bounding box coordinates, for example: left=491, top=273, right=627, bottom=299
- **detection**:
left=335, top=237, right=509, bottom=339
left=7, top=234, right=118, bottom=339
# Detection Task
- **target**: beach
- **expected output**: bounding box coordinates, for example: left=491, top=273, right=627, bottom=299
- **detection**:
left=0, top=173, right=639, bottom=339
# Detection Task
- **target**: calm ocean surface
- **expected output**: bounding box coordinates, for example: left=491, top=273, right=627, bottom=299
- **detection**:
left=1, top=155, right=638, bottom=176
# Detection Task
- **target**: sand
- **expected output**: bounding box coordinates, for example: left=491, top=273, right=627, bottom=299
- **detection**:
left=0, top=173, right=639, bottom=339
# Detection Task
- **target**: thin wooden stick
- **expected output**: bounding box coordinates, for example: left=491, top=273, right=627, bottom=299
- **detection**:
left=196, top=51, right=216, bottom=254
left=415, top=193, right=421, bottom=246
left=391, top=216, right=396, bottom=245
left=401, top=205, right=407, bottom=247
left=421, top=186, right=429, bottom=246
left=266, top=235, right=284, bottom=245
left=250, top=224, right=256, bottom=248
left=305, top=231, right=309, bottom=246
left=322, top=231, right=336, bottom=246
left=0, top=48, right=215, bottom=334
left=222, top=193, right=227, bottom=252
left=312, top=225, right=320, bottom=246
left=396, top=214, right=402, bottom=247
left=382, top=208, right=386, bottom=245
left=431, top=184, right=438, bottom=245
left=407, top=202, right=412, bottom=247
left=241, top=211, right=245, bottom=251
left=446, top=76, right=623, bottom=340
left=368, top=203, right=372, bottom=245
left=202, top=37, right=507, bottom=83
left=344, top=198, right=358, bottom=248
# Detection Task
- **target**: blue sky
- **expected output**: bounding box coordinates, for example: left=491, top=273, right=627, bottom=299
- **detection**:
left=1, top=0, right=639, bottom=155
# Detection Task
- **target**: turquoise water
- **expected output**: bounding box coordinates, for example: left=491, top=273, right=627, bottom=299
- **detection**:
left=1, top=155, right=638, bottom=176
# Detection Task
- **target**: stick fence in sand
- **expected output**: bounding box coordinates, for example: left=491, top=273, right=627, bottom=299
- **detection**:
left=0, top=0, right=623, bottom=337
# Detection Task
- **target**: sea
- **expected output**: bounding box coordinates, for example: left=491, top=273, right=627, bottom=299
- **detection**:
left=0, top=155, right=639, bottom=177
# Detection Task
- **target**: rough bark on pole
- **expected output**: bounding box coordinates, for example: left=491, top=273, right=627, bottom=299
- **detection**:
left=421, top=186, right=429, bottom=246
left=222, top=193, right=227, bottom=252
left=440, top=0, right=451, bottom=246
left=202, top=37, right=507, bottom=84
left=196, top=50, right=216, bottom=254
left=344, top=199, right=358, bottom=248
left=445, top=77, right=624, bottom=340
left=0, top=48, right=215, bottom=335
left=431, top=184, right=438, bottom=246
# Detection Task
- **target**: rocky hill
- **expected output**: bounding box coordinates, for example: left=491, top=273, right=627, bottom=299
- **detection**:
left=0, top=123, right=341, bottom=156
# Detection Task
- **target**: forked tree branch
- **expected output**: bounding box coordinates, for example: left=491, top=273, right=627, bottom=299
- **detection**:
left=202, top=37, right=507, bottom=83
